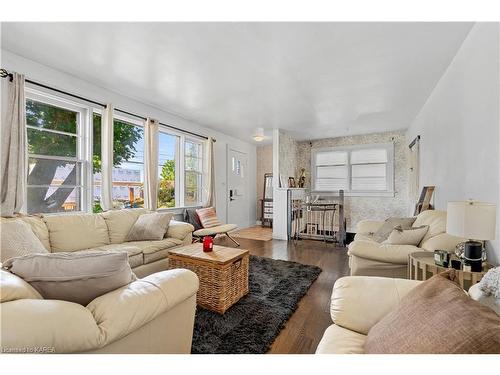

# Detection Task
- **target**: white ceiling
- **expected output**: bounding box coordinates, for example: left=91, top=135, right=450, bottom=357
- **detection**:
left=1, top=22, right=473, bottom=142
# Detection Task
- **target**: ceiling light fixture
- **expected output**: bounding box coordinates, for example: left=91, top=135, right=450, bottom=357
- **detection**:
left=253, top=127, right=265, bottom=142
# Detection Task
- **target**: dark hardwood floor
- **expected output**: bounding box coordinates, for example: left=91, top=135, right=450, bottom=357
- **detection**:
left=214, top=235, right=350, bottom=354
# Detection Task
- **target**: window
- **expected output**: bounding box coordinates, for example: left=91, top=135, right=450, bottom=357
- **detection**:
left=111, top=117, right=144, bottom=208
left=158, top=131, right=178, bottom=208
left=184, top=139, right=203, bottom=206
left=311, top=143, right=394, bottom=197
left=26, top=96, right=87, bottom=214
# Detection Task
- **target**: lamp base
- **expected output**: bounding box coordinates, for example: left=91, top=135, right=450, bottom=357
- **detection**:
left=464, top=240, right=483, bottom=272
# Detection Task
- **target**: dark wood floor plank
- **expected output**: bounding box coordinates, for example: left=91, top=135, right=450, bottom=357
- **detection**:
left=214, top=235, right=350, bottom=354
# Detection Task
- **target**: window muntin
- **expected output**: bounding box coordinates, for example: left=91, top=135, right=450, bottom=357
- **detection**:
left=311, top=143, right=394, bottom=196
left=25, top=97, right=85, bottom=214
left=184, top=139, right=203, bottom=207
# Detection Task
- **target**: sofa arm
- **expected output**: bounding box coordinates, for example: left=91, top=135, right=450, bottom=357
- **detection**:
left=167, top=220, right=194, bottom=241
left=356, top=220, right=384, bottom=234
left=86, top=269, right=199, bottom=346
left=331, top=276, right=421, bottom=335
left=348, top=240, right=419, bottom=264
left=0, top=299, right=102, bottom=353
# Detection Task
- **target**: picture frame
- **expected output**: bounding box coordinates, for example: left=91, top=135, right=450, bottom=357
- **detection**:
left=288, top=177, right=296, bottom=188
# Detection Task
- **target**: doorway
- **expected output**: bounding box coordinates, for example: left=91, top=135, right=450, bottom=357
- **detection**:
left=227, top=147, right=249, bottom=228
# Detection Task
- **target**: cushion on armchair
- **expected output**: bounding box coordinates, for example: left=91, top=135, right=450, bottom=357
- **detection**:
left=384, top=225, right=429, bottom=246
left=196, top=207, right=221, bottom=228
left=372, top=217, right=416, bottom=243
left=364, top=270, right=500, bottom=353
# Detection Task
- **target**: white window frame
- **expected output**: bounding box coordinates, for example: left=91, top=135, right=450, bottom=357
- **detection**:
left=183, top=137, right=204, bottom=207
left=157, top=127, right=180, bottom=208
left=24, top=88, right=92, bottom=214
left=111, top=113, right=145, bottom=208
left=311, top=142, right=395, bottom=197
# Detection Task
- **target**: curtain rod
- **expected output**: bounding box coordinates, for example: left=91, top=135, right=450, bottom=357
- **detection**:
left=408, top=135, right=420, bottom=149
left=1, top=68, right=214, bottom=142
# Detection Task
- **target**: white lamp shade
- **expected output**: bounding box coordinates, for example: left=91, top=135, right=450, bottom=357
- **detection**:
left=446, top=201, right=497, bottom=240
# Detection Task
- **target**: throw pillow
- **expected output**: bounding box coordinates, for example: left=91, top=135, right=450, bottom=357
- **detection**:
left=196, top=207, right=221, bottom=228
left=384, top=225, right=429, bottom=246
left=2, top=251, right=135, bottom=306
left=372, top=217, right=417, bottom=243
left=126, top=212, right=173, bottom=241
left=364, top=270, right=500, bottom=353
left=184, top=208, right=203, bottom=231
left=0, top=219, right=49, bottom=262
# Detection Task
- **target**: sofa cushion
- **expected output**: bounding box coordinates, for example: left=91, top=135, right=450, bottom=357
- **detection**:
left=126, top=212, right=174, bottom=241
left=2, top=251, right=135, bottom=306
left=167, top=220, right=195, bottom=241
left=364, top=270, right=500, bottom=353
left=128, top=239, right=182, bottom=264
left=412, top=210, right=447, bottom=245
left=372, top=217, right=416, bottom=243
left=0, top=220, right=49, bottom=262
left=316, top=324, right=366, bottom=354
left=90, top=244, right=144, bottom=268
left=0, top=269, right=42, bottom=303
left=43, top=214, right=109, bottom=252
left=20, top=216, right=52, bottom=250
left=384, top=225, right=429, bottom=246
left=101, top=208, right=148, bottom=244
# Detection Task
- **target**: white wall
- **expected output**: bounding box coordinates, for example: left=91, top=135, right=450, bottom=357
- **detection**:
left=1, top=50, right=257, bottom=227
left=407, top=23, right=500, bottom=264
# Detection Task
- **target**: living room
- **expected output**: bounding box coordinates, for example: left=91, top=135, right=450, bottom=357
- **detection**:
left=1, top=1, right=500, bottom=372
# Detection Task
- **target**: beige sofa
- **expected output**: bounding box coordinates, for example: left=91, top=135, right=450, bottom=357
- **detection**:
left=348, top=210, right=464, bottom=278
left=316, top=276, right=421, bottom=353
left=0, top=209, right=198, bottom=353
left=1, top=267, right=199, bottom=353
left=3, top=208, right=194, bottom=278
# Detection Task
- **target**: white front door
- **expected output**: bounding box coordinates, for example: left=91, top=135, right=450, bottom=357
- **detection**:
left=227, top=147, right=249, bottom=228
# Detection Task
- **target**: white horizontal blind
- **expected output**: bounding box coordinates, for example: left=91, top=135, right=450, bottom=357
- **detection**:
left=351, top=148, right=388, bottom=191
left=314, top=151, right=348, bottom=191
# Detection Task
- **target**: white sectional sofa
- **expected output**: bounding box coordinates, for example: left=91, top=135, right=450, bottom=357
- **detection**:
left=0, top=208, right=199, bottom=353
left=4, top=208, right=194, bottom=278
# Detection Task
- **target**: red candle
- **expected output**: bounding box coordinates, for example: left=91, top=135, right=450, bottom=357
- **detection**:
left=203, top=236, right=213, bottom=252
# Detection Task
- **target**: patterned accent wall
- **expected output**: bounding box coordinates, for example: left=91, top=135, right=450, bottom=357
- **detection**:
left=278, top=130, right=299, bottom=186
left=296, top=130, right=409, bottom=232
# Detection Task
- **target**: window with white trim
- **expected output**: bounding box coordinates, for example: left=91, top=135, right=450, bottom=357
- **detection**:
left=25, top=94, right=89, bottom=214
left=311, top=143, right=394, bottom=197
left=157, top=130, right=178, bottom=208
left=184, top=139, right=203, bottom=206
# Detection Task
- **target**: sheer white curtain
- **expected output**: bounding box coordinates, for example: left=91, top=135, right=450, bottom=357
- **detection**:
left=1, top=72, right=26, bottom=217
left=100, top=104, right=114, bottom=211
left=203, top=137, right=216, bottom=208
left=143, top=118, right=159, bottom=210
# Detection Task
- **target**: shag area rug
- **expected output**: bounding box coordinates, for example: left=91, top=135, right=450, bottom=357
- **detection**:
left=191, top=255, right=322, bottom=354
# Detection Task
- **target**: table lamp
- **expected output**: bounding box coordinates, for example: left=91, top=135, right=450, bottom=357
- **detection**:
left=447, top=201, right=497, bottom=272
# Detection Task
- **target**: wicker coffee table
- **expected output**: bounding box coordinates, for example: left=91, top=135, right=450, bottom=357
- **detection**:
left=167, top=243, right=249, bottom=314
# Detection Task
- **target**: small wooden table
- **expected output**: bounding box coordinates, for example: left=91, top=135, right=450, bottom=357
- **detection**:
left=408, top=252, right=491, bottom=290
left=168, top=244, right=249, bottom=314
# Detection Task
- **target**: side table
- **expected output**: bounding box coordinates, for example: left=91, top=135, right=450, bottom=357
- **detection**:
left=408, top=251, right=492, bottom=290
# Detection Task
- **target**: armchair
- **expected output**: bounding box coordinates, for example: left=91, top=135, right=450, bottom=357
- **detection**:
left=348, top=210, right=464, bottom=278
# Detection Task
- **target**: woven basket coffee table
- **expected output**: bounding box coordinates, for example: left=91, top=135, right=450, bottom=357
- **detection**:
left=168, top=243, right=249, bottom=314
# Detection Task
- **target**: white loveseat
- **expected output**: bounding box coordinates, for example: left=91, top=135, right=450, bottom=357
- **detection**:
left=1, top=267, right=199, bottom=353
left=2, top=208, right=194, bottom=278
left=348, top=210, right=464, bottom=278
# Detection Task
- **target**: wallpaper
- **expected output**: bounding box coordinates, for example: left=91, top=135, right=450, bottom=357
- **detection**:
left=278, top=130, right=299, bottom=186
left=295, top=130, right=409, bottom=232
